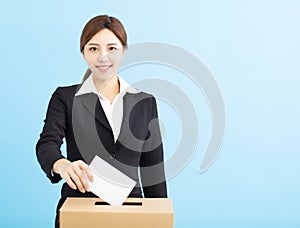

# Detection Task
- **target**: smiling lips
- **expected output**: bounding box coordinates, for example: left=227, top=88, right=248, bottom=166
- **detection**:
left=96, top=64, right=112, bottom=72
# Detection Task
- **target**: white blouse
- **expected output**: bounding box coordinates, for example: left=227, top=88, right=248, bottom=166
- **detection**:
left=75, top=75, right=129, bottom=142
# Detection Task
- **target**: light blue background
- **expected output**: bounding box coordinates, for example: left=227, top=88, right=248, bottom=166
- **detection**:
left=1, top=0, right=299, bottom=227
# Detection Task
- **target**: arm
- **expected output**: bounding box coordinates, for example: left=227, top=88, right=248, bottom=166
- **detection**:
left=36, top=87, right=93, bottom=192
left=140, top=97, right=167, bottom=198
left=36, top=87, right=67, bottom=183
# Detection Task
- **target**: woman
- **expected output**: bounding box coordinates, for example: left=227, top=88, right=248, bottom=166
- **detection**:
left=36, top=15, right=167, bottom=227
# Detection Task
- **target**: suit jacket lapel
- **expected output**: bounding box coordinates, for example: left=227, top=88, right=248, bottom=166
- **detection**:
left=80, top=93, right=112, bottom=132
left=117, top=92, right=151, bottom=143
left=77, top=91, right=150, bottom=143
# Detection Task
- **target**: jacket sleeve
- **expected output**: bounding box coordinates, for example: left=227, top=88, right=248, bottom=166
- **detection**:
left=36, top=87, right=67, bottom=183
left=140, top=97, right=167, bottom=198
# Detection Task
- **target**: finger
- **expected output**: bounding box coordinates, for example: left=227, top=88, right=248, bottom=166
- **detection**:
left=84, top=167, right=94, bottom=183
left=69, top=169, right=85, bottom=193
left=62, top=174, right=77, bottom=190
left=78, top=161, right=94, bottom=182
left=73, top=166, right=90, bottom=192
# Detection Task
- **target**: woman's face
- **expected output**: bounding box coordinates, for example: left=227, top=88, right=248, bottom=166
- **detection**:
left=82, top=28, right=125, bottom=82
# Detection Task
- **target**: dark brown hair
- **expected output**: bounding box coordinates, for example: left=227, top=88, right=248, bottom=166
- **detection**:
left=80, top=15, right=127, bottom=81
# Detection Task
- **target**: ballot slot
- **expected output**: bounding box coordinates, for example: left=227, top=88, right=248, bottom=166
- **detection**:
left=95, top=201, right=143, bottom=206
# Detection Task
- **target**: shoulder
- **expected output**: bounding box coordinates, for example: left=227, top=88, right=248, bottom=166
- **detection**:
left=125, top=85, right=156, bottom=101
left=126, top=90, right=156, bottom=102
left=53, top=84, right=81, bottom=96
left=49, top=84, right=81, bottom=106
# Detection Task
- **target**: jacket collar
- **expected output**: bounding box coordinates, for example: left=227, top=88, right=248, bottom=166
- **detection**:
left=74, top=75, right=142, bottom=141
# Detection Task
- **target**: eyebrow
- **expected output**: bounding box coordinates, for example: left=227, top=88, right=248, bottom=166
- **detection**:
left=87, top=43, right=119, bottom=46
left=87, top=43, right=99, bottom=46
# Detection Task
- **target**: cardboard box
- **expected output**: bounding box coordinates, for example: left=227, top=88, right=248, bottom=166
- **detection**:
left=60, top=197, right=174, bottom=228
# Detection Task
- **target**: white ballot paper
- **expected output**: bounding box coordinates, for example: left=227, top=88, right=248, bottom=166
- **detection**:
left=86, top=155, right=136, bottom=206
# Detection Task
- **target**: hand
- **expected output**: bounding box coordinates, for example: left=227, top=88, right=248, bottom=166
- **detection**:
left=53, top=159, right=94, bottom=193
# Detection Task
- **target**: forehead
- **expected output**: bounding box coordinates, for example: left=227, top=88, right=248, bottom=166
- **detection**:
left=87, top=28, right=122, bottom=45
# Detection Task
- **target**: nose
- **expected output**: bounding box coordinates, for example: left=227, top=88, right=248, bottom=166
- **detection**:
left=97, top=48, right=109, bottom=62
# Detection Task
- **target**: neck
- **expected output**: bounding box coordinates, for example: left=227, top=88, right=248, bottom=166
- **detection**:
left=93, top=74, right=120, bottom=103
left=92, top=74, right=117, bottom=92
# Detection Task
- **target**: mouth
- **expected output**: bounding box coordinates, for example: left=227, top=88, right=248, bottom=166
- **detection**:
left=96, top=64, right=112, bottom=72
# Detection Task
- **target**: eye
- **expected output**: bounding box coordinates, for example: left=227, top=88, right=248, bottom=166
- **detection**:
left=89, top=47, right=98, bottom=52
left=109, top=46, right=117, bottom=51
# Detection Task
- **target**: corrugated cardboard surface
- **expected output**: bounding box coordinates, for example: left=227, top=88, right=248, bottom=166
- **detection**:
left=60, top=197, right=174, bottom=228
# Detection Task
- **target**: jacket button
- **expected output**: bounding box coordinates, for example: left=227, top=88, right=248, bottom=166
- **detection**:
left=109, top=154, right=116, bottom=159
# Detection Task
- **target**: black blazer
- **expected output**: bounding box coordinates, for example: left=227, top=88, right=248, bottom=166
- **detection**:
left=36, top=84, right=167, bottom=202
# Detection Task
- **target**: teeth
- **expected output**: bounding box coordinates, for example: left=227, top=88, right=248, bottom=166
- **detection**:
left=98, top=66, right=111, bottom=70
left=98, top=65, right=111, bottom=67
left=97, top=65, right=111, bottom=72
